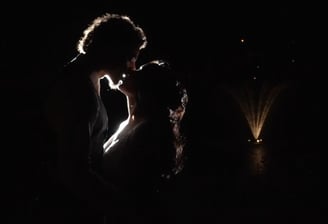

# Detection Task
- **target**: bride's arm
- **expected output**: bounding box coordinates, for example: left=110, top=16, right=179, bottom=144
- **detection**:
left=103, top=119, right=129, bottom=152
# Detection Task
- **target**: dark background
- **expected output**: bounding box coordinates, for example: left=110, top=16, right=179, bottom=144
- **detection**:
left=2, top=1, right=327, bottom=223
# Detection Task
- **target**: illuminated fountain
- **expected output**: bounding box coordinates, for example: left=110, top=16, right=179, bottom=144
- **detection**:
left=223, top=79, right=286, bottom=175
left=229, top=79, right=285, bottom=144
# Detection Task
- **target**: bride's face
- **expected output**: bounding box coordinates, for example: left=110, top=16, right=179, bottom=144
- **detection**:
left=104, top=56, right=138, bottom=91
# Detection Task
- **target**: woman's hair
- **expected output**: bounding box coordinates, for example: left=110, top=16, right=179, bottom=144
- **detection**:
left=76, top=13, right=147, bottom=70
left=134, top=60, right=188, bottom=175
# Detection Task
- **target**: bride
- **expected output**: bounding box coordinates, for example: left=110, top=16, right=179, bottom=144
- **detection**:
left=102, top=60, right=188, bottom=223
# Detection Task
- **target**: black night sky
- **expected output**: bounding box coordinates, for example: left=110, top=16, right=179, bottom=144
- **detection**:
left=3, top=1, right=327, bottom=223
